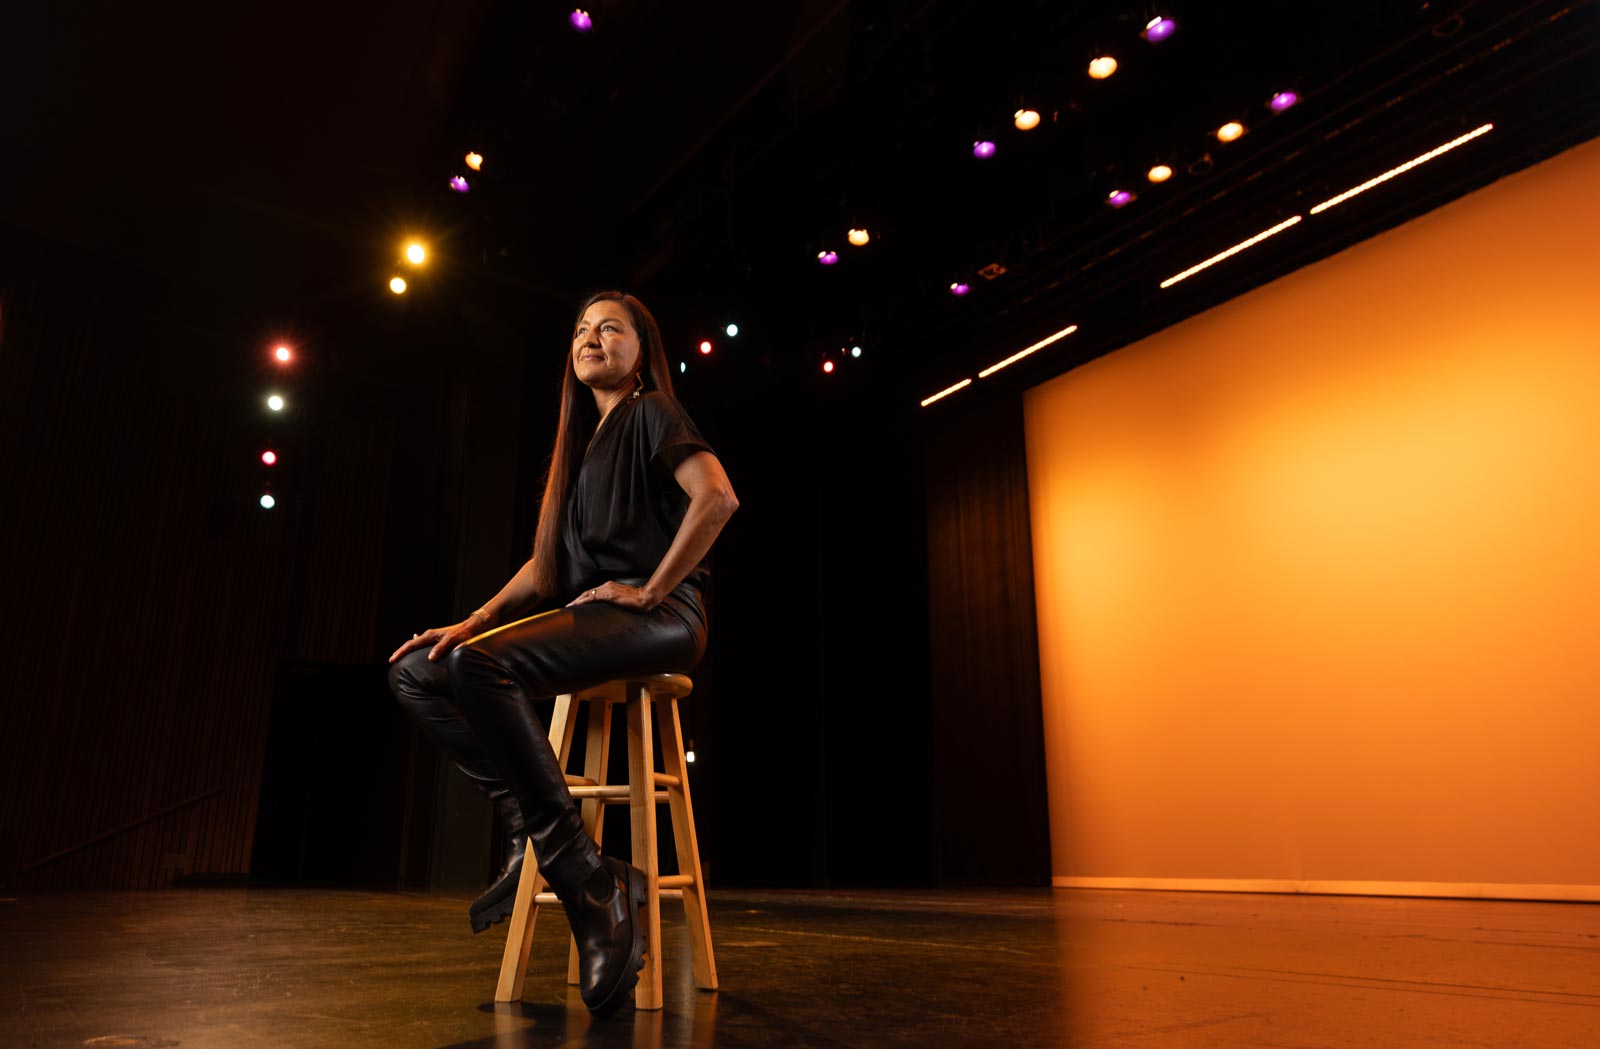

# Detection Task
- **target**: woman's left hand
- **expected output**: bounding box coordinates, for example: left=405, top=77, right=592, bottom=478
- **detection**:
left=566, top=580, right=654, bottom=611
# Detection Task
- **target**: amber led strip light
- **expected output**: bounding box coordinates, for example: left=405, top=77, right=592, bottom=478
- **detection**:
left=920, top=378, right=973, bottom=407
left=978, top=324, right=1079, bottom=378
left=1159, top=215, right=1303, bottom=289
left=1310, top=123, right=1494, bottom=215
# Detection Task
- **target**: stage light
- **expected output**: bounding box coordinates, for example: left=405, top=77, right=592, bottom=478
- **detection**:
left=274, top=345, right=292, bottom=362
left=920, top=378, right=972, bottom=407
left=570, top=9, right=593, bottom=32
left=973, top=140, right=997, bottom=159
left=685, top=740, right=696, bottom=763
left=260, top=493, right=276, bottom=509
left=1108, top=189, right=1135, bottom=208
left=823, top=360, right=835, bottom=374
left=679, top=361, right=687, bottom=373
left=1014, top=109, right=1040, bottom=131
left=978, top=324, right=1077, bottom=378
left=851, top=346, right=861, bottom=358
left=1159, top=215, right=1302, bottom=288
left=267, top=394, right=285, bottom=411
left=817, top=250, right=839, bottom=265
left=405, top=242, right=426, bottom=265
left=1143, top=17, right=1177, bottom=42
left=1088, top=56, right=1117, bottom=80
left=1309, top=123, right=1494, bottom=215
left=1148, top=164, right=1173, bottom=183
left=389, top=276, right=408, bottom=294
left=725, top=323, right=739, bottom=337
left=950, top=282, right=970, bottom=296
left=262, top=450, right=277, bottom=465
left=449, top=175, right=470, bottom=193
left=848, top=228, right=870, bottom=246
left=698, top=340, right=713, bottom=355
left=1269, top=91, right=1299, bottom=113
left=465, top=151, right=483, bottom=171
left=1216, top=122, right=1245, bottom=143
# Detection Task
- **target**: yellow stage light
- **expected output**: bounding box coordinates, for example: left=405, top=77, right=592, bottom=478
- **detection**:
left=465, top=152, right=483, bottom=171
left=1014, top=109, right=1041, bottom=131
left=405, top=243, right=426, bottom=265
left=1148, top=164, right=1173, bottom=183
left=847, top=228, right=870, bottom=246
left=1217, top=121, right=1245, bottom=143
left=389, top=276, right=408, bottom=294
left=1088, top=56, right=1118, bottom=79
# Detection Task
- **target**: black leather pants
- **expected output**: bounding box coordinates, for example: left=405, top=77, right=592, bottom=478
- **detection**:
left=387, top=579, right=707, bottom=895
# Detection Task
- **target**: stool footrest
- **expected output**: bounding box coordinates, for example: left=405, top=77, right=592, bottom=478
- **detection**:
left=563, top=774, right=677, bottom=791
left=534, top=888, right=684, bottom=906
left=569, top=786, right=670, bottom=804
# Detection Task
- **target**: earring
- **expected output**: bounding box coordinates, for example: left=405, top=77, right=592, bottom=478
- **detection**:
left=632, top=371, right=645, bottom=398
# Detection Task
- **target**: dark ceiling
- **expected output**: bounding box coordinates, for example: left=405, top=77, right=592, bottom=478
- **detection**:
left=6, top=0, right=1599, bottom=413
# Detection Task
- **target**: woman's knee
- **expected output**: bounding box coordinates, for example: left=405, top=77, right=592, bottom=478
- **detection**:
left=388, top=648, right=450, bottom=702
left=443, top=640, right=499, bottom=700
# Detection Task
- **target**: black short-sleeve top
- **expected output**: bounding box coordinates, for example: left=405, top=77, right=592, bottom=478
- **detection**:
left=558, top=390, right=715, bottom=601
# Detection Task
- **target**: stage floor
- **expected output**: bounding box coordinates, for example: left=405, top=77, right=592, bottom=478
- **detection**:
left=3, top=886, right=1596, bottom=1048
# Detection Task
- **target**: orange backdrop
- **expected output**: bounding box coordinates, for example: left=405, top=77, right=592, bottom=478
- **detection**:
left=1023, top=134, right=1600, bottom=900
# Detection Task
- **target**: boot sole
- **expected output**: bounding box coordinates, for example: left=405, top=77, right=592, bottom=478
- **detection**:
left=469, top=893, right=517, bottom=934
left=587, top=863, right=649, bottom=1016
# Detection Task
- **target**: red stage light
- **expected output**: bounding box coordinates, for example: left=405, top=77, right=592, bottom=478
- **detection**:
left=698, top=340, right=713, bottom=355
left=262, top=450, right=278, bottom=465
left=823, top=360, right=835, bottom=374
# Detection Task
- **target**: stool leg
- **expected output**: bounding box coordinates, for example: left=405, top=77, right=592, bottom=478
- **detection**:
left=656, top=697, right=720, bottom=991
left=567, top=699, right=613, bottom=986
left=627, top=688, right=663, bottom=1010
left=657, top=695, right=718, bottom=990
left=495, top=694, right=578, bottom=1003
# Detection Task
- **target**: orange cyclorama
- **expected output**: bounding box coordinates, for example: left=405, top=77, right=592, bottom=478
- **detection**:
left=1024, top=134, right=1600, bottom=901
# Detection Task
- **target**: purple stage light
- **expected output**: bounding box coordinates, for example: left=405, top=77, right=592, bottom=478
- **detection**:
left=949, top=282, right=970, bottom=296
left=817, top=250, right=839, bottom=265
left=1270, top=91, right=1300, bottom=113
left=569, top=9, right=593, bottom=32
left=1108, top=189, right=1135, bottom=208
left=973, top=140, right=997, bottom=159
left=1143, top=17, right=1176, bottom=42
left=449, top=175, right=470, bottom=193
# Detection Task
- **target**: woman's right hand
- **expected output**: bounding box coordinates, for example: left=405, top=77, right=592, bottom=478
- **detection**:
left=387, top=619, right=482, bottom=665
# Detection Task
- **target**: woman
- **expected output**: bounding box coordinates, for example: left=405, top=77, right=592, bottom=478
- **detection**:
left=386, top=291, right=738, bottom=1015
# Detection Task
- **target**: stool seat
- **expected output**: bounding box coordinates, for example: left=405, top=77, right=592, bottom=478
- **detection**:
left=493, top=673, right=716, bottom=1010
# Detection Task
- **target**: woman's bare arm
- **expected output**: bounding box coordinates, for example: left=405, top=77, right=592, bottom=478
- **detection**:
left=477, top=558, right=541, bottom=625
left=387, top=558, right=541, bottom=663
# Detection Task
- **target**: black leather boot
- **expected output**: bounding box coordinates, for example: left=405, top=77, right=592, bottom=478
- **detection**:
left=468, top=789, right=527, bottom=933
left=560, top=855, right=648, bottom=1015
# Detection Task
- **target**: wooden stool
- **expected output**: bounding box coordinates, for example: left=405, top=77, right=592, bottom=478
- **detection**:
left=493, top=673, right=718, bottom=1009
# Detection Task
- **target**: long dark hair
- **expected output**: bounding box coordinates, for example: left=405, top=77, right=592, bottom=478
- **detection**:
left=529, top=291, right=677, bottom=597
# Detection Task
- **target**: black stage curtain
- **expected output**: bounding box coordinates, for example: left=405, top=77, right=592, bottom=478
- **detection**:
left=921, top=391, right=1052, bottom=886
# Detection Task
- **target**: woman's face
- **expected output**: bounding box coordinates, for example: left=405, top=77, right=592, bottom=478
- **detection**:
left=572, top=301, right=643, bottom=392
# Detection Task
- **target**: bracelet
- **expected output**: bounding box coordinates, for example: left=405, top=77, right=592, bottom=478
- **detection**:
left=469, top=608, right=491, bottom=624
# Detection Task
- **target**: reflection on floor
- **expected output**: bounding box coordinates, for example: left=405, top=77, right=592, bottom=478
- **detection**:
left=3, top=886, right=1597, bottom=1047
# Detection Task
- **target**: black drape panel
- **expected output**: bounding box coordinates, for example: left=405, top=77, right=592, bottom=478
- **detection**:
left=0, top=240, right=286, bottom=889
left=922, top=390, right=1051, bottom=886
